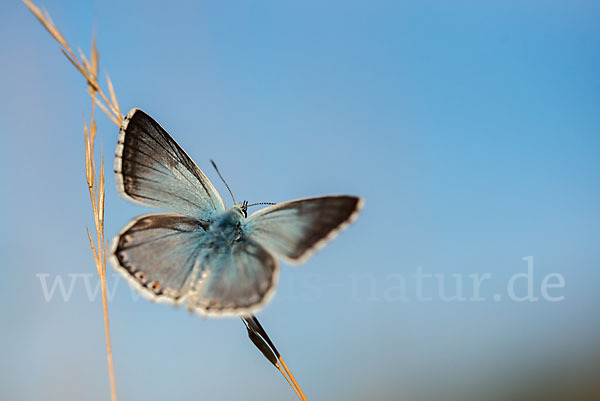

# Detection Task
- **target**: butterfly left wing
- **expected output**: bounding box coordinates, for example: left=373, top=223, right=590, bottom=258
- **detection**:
left=243, top=196, right=363, bottom=264
left=110, top=213, right=209, bottom=304
left=115, top=108, right=225, bottom=220
left=186, top=239, right=278, bottom=316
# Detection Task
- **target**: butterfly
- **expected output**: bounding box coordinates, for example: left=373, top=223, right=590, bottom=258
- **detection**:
left=110, top=109, right=363, bottom=316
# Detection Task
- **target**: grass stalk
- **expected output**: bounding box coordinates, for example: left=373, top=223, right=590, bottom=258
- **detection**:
left=84, top=101, right=118, bottom=401
left=24, top=2, right=122, bottom=400
left=243, top=316, right=309, bottom=400
left=23, top=0, right=122, bottom=127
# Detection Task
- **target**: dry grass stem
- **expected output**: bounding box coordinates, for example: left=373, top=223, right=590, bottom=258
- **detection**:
left=243, top=316, right=309, bottom=400
left=276, top=363, right=303, bottom=400
left=84, top=100, right=118, bottom=401
left=23, top=0, right=123, bottom=127
left=279, top=357, right=308, bottom=401
left=24, top=1, right=120, bottom=400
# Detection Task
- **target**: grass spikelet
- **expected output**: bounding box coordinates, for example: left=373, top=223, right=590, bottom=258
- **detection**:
left=23, top=0, right=122, bottom=127
left=24, top=2, right=121, bottom=400
left=84, top=101, right=118, bottom=401
left=105, top=71, right=121, bottom=118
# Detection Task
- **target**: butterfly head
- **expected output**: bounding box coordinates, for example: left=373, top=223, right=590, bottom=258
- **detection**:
left=232, top=200, right=248, bottom=218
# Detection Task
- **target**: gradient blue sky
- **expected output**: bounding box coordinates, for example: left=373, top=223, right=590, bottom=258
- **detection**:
left=1, top=1, right=599, bottom=400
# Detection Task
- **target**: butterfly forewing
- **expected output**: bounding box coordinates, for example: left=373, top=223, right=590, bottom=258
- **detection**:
left=244, top=196, right=363, bottom=264
left=115, top=109, right=225, bottom=220
left=110, top=213, right=209, bottom=304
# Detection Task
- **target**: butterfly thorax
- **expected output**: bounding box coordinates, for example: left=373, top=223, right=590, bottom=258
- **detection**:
left=207, top=207, right=245, bottom=246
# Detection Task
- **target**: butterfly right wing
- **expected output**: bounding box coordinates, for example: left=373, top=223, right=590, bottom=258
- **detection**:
left=110, top=213, right=209, bottom=304
left=115, top=108, right=226, bottom=220
left=244, top=196, right=363, bottom=264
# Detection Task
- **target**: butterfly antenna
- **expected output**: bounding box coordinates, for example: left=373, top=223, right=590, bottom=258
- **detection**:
left=247, top=202, right=277, bottom=207
left=210, top=159, right=236, bottom=204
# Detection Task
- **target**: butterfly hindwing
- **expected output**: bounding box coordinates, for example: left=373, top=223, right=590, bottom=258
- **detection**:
left=244, top=196, right=363, bottom=264
left=114, top=108, right=225, bottom=220
left=186, top=239, right=279, bottom=316
left=110, top=213, right=209, bottom=304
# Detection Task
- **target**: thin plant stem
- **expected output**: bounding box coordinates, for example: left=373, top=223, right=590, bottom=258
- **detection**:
left=24, top=2, right=121, bottom=400
left=243, top=316, right=309, bottom=401
left=279, top=357, right=308, bottom=401
left=100, top=244, right=117, bottom=401
left=84, top=100, right=118, bottom=401
left=23, top=0, right=123, bottom=127
left=275, top=363, right=303, bottom=400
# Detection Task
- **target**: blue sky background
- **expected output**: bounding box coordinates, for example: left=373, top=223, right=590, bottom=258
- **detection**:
left=1, top=1, right=599, bottom=400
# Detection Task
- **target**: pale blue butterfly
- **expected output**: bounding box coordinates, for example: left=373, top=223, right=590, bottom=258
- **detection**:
left=110, top=109, right=363, bottom=316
